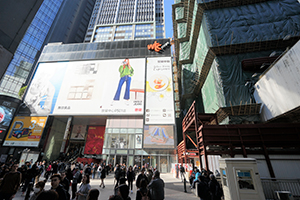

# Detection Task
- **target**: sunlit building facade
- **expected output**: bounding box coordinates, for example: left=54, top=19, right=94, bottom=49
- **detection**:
left=84, top=0, right=165, bottom=42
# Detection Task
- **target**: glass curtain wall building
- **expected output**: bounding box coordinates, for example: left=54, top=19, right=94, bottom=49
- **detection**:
left=0, top=0, right=64, bottom=98
left=84, top=0, right=165, bottom=42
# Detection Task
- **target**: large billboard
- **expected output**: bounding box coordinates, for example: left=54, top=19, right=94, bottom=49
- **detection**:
left=145, top=57, right=175, bottom=124
left=25, top=58, right=145, bottom=115
left=254, top=41, right=300, bottom=121
left=3, top=116, right=47, bottom=147
left=143, top=125, right=175, bottom=149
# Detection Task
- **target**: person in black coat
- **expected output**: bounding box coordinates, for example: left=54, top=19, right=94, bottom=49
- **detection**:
left=114, top=164, right=122, bottom=188
left=197, top=176, right=211, bottom=200
left=208, top=174, right=222, bottom=200
left=99, top=165, right=106, bottom=188
left=50, top=174, right=68, bottom=200
left=127, top=166, right=135, bottom=193
left=60, top=172, right=70, bottom=200
left=116, top=178, right=129, bottom=200
left=147, top=171, right=164, bottom=200
left=136, top=179, right=150, bottom=200
left=136, top=168, right=148, bottom=189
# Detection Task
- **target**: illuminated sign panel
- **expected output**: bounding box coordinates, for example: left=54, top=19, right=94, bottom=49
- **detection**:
left=143, top=125, right=175, bottom=149
left=145, top=57, right=175, bottom=124
left=3, top=116, right=47, bottom=147
left=25, top=58, right=146, bottom=115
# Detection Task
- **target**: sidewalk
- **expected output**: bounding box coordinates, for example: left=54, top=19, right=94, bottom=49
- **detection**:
left=13, top=173, right=198, bottom=200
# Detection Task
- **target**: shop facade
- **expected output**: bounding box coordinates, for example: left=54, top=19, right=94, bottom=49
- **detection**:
left=3, top=39, right=177, bottom=172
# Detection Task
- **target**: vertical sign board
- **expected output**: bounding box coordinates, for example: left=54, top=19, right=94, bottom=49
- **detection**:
left=144, top=57, right=175, bottom=149
left=145, top=57, right=175, bottom=124
left=84, top=126, right=105, bottom=154
left=3, top=116, right=47, bottom=147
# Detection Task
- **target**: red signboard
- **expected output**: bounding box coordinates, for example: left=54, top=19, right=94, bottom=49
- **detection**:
left=84, top=126, right=105, bottom=155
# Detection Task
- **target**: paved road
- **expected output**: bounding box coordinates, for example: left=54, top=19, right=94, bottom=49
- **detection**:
left=13, top=173, right=199, bottom=200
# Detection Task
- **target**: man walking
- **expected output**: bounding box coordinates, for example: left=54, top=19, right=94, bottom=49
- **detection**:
left=0, top=163, right=21, bottom=200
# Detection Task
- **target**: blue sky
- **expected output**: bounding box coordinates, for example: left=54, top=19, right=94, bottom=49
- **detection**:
left=164, top=0, right=173, bottom=38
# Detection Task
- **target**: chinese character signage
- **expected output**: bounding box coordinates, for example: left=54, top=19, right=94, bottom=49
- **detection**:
left=3, top=116, right=47, bottom=147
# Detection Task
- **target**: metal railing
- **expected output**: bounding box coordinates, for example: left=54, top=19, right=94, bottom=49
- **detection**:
left=261, top=178, right=300, bottom=199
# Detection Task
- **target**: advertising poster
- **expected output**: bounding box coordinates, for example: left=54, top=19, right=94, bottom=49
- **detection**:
left=3, top=116, right=47, bottom=147
left=143, top=125, right=175, bottom=149
left=136, top=134, right=142, bottom=149
left=25, top=58, right=145, bottom=115
left=0, top=96, right=21, bottom=133
left=70, top=125, right=87, bottom=140
left=145, top=57, right=175, bottom=124
left=24, top=62, right=68, bottom=115
left=84, top=126, right=105, bottom=154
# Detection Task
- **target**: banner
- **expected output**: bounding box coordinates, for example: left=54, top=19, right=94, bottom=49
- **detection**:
left=84, top=126, right=105, bottom=154
left=70, top=125, right=87, bottom=140
left=145, top=57, right=175, bottom=124
left=3, top=116, right=47, bottom=147
left=25, top=58, right=145, bottom=116
left=143, top=125, right=175, bottom=149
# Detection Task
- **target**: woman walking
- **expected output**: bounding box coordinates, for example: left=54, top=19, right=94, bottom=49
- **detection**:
left=127, top=166, right=135, bottom=194
left=76, top=175, right=91, bottom=200
left=99, top=164, right=106, bottom=188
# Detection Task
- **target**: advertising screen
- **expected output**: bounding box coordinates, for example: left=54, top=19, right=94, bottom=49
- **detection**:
left=70, top=125, right=87, bottom=140
left=0, top=96, right=21, bottom=133
left=3, top=116, right=47, bottom=147
left=25, top=58, right=145, bottom=115
left=145, top=57, right=175, bottom=124
left=143, top=125, right=175, bottom=149
left=84, top=126, right=105, bottom=154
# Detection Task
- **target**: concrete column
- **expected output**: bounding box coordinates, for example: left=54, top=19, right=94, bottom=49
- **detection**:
left=60, top=117, right=73, bottom=153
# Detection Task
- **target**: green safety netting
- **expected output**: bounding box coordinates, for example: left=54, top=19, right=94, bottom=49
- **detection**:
left=179, top=0, right=300, bottom=121
left=205, top=0, right=300, bottom=47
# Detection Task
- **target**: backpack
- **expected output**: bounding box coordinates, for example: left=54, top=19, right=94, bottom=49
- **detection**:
left=180, top=166, right=185, bottom=173
left=140, top=190, right=150, bottom=200
left=77, top=172, right=82, bottom=183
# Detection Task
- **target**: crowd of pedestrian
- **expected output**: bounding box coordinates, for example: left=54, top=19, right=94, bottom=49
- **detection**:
left=0, top=157, right=224, bottom=200
left=112, top=163, right=164, bottom=200
left=0, top=160, right=167, bottom=200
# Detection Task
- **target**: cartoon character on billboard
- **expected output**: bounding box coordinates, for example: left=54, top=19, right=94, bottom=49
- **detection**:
left=111, top=58, right=134, bottom=106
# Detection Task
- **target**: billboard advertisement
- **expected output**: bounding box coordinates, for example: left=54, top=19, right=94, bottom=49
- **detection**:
left=3, top=116, right=47, bottom=147
left=145, top=57, right=175, bottom=124
left=0, top=96, right=21, bottom=133
left=254, top=41, right=300, bottom=121
left=84, top=126, right=105, bottom=154
left=24, top=58, right=145, bottom=115
left=143, top=125, right=175, bottom=149
left=70, top=125, right=87, bottom=140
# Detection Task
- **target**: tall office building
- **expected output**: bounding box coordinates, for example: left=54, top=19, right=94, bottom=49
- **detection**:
left=84, top=0, right=165, bottom=42
left=0, top=0, right=64, bottom=98
left=0, top=0, right=96, bottom=99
